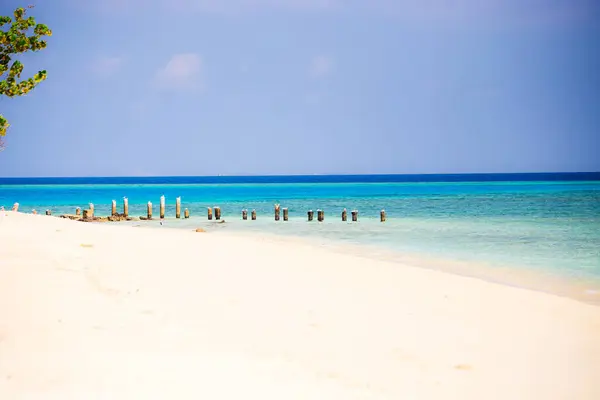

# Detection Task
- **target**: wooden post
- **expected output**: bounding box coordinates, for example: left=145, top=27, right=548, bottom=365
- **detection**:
left=251, top=209, right=256, bottom=220
left=75, top=207, right=81, bottom=216
left=317, top=209, right=324, bottom=222
left=380, top=209, right=386, bottom=222
left=12, top=202, right=19, bottom=212
left=89, top=203, right=94, bottom=218
left=283, top=208, right=288, bottom=221
left=123, top=197, right=129, bottom=218
left=207, top=207, right=213, bottom=220
left=242, top=209, right=248, bottom=220
left=342, top=208, right=347, bottom=221
left=274, top=204, right=280, bottom=221
left=215, top=207, right=221, bottom=220
left=160, top=196, right=165, bottom=219
left=352, top=210, right=358, bottom=222
left=175, top=197, right=181, bottom=219
left=147, top=201, right=153, bottom=220
left=111, top=200, right=117, bottom=216
left=45, top=209, right=51, bottom=216
left=82, top=209, right=91, bottom=219
left=307, top=210, right=314, bottom=221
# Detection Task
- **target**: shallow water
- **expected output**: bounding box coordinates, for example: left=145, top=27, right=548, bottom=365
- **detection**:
left=1, top=174, right=599, bottom=299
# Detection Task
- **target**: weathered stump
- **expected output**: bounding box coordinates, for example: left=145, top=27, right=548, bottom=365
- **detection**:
left=207, top=207, right=213, bottom=220
left=176, top=197, right=181, bottom=219
left=75, top=207, right=81, bottom=216
left=45, top=210, right=51, bottom=216
left=111, top=200, right=117, bottom=216
left=352, top=210, right=358, bottom=222
left=184, top=208, right=190, bottom=219
left=242, top=209, right=248, bottom=220
left=274, top=204, right=280, bottom=221
left=251, top=209, right=257, bottom=220
left=342, top=208, right=347, bottom=221
left=215, top=207, right=221, bottom=220
left=317, top=209, right=324, bottom=222
left=123, top=197, right=129, bottom=218
left=147, top=201, right=153, bottom=220
left=307, top=210, right=314, bottom=221
left=283, top=208, right=288, bottom=221
left=380, top=209, right=386, bottom=222
left=160, top=196, right=165, bottom=219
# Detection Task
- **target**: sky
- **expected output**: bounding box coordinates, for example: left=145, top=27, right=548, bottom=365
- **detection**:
left=0, top=0, right=598, bottom=177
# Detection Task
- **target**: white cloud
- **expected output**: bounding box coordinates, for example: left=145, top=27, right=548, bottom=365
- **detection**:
left=155, top=53, right=203, bottom=90
left=309, top=55, right=334, bottom=79
left=91, top=56, right=123, bottom=77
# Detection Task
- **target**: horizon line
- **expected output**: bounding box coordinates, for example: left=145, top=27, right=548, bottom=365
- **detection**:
left=1, top=171, right=599, bottom=180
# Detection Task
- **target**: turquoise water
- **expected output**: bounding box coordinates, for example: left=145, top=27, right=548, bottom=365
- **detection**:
left=1, top=174, right=599, bottom=291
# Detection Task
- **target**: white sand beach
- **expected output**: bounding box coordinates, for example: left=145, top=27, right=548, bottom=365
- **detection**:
left=1, top=212, right=599, bottom=399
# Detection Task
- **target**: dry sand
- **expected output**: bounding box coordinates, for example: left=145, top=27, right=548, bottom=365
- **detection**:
left=1, top=212, right=599, bottom=399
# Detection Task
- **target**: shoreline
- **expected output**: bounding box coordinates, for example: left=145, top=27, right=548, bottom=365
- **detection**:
left=2, top=212, right=600, bottom=398
left=118, top=215, right=600, bottom=306
left=5, top=208, right=600, bottom=305
left=209, top=227, right=600, bottom=306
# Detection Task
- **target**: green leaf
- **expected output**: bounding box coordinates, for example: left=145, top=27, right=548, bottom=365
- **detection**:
left=13, top=8, right=25, bottom=20
left=34, top=24, right=52, bottom=36
left=0, top=114, right=9, bottom=137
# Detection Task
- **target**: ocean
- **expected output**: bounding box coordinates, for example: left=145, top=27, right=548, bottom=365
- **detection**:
left=1, top=173, right=599, bottom=301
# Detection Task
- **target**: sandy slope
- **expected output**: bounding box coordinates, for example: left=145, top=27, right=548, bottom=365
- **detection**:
left=1, top=212, right=599, bottom=399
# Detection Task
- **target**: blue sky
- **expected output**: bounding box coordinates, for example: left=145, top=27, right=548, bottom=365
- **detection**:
left=0, top=0, right=598, bottom=177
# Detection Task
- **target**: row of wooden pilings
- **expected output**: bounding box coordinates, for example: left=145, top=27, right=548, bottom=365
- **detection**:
left=72, top=196, right=188, bottom=220
left=17, top=198, right=387, bottom=222
left=243, top=206, right=386, bottom=222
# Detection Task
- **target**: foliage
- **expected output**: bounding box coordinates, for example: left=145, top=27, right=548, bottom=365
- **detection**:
left=0, top=6, right=52, bottom=147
